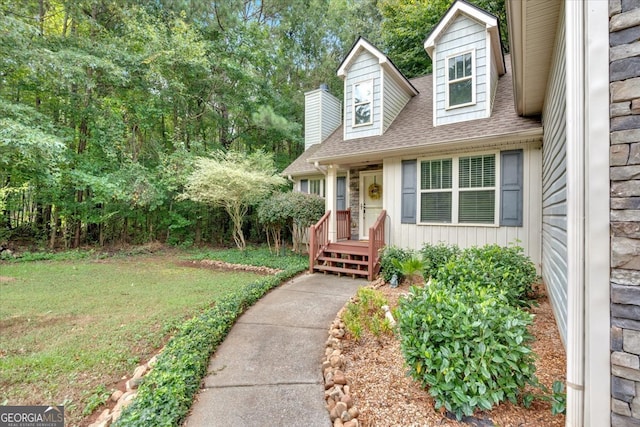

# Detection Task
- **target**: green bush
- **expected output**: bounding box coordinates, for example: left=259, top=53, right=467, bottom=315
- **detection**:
left=343, top=287, right=393, bottom=340
left=419, top=242, right=459, bottom=280
left=434, top=244, right=537, bottom=307
left=391, top=256, right=426, bottom=285
left=113, top=264, right=306, bottom=427
left=379, top=246, right=414, bottom=282
left=397, top=281, right=536, bottom=420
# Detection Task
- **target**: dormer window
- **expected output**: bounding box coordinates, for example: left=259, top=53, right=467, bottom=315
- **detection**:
left=353, top=80, right=373, bottom=126
left=446, top=51, right=475, bottom=108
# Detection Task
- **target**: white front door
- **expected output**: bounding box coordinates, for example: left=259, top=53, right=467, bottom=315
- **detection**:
left=359, top=170, right=383, bottom=240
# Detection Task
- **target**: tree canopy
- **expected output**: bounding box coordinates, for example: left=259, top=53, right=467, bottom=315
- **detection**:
left=181, top=151, right=285, bottom=250
left=0, top=0, right=507, bottom=248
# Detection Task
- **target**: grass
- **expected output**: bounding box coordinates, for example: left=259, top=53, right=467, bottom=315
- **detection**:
left=0, top=249, right=288, bottom=425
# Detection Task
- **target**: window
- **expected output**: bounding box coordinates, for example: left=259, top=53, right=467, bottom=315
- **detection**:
left=420, top=159, right=453, bottom=223
left=309, top=179, right=323, bottom=196
left=419, top=153, right=497, bottom=225
left=300, top=178, right=324, bottom=197
left=353, top=80, right=373, bottom=126
left=458, top=155, right=495, bottom=223
left=447, top=51, right=474, bottom=108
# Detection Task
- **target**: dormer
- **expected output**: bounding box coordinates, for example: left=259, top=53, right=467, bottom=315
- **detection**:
left=337, top=37, right=418, bottom=141
left=424, top=0, right=505, bottom=126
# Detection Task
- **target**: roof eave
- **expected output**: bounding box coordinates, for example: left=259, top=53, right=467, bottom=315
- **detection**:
left=424, top=0, right=500, bottom=58
left=308, top=127, right=543, bottom=165
left=337, top=37, right=418, bottom=96
left=506, top=0, right=562, bottom=116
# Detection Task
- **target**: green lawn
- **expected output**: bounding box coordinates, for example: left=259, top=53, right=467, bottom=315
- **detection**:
left=0, top=252, right=262, bottom=424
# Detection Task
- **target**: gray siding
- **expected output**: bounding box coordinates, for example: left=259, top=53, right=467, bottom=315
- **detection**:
left=541, top=12, right=568, bottom=344
left=435, top=14, right=488, bottom=126
left=490, top=53, right=499, bottom=113
left=384, top=144, right=542, bottom=269
left=320, top=91, right=342, bottom=142
left=305, top=92, right=321, bottom=150
left=345, top=50, right=381, bottom=140
left=383, top=71, right=411, bottom=133
left=305, top=89, right=341, bottom=150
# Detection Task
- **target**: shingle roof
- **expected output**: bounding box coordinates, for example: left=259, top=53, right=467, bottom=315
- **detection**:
left=282, top=143, right=323, bottom=176
left=307, top=55, right=541, bottom=166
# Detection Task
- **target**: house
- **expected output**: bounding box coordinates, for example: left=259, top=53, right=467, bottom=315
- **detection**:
left=284, top=0, right=640, bottom=425
left=284, top=1, right=543, bottom=281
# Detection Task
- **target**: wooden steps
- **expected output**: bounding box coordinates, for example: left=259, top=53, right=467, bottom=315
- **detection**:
left=311, top=241, right=372, bottom=278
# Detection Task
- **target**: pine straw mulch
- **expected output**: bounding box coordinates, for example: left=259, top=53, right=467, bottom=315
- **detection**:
left=337, top=280, right=566, bottom=427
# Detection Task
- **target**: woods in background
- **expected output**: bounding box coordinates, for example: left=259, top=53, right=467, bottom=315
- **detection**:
left=0, top=0, right=505, bottom=249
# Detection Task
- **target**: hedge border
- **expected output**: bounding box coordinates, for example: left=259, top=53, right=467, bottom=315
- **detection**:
left=113, top=265, right=306, bottom=426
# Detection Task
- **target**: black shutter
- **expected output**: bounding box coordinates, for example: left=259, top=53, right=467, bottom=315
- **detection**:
left=500, top=150, right=523, bottom=226
left=401, top=160, right=417, bottom=224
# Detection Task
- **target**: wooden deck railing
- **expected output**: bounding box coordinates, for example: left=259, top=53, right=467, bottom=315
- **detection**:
left=309, top=210, right=331, bottom=274
left=367, top=210, right=386, bottom=281
left=336, top=209, right=351, bottom=241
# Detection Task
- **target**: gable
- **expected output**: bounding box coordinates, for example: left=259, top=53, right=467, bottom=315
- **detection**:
left=344, top=49, right=382, bottom=140
left=433, top=14, right=489, bottom=125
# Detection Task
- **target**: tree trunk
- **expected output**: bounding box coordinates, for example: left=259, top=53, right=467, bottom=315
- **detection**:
left=49, top=205, right=57, bottom=249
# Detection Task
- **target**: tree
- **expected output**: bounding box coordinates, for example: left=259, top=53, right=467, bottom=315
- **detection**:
left=180, top=150, right=285, bottom=250
left=379, top=0, right=509, bottom=78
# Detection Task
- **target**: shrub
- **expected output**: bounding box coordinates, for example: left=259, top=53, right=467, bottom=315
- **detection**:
left=397, top=281, right=536, bottom=419
left=343, top=287, right=393, bottom=340
left=379, top=246, right=414, bottom=283
left=113, top=264, right=306, bottom=427
left=392, top=256, right=425, bottom=285
left=434, top=244, right=537, bottom=307
left=420, top=242, right=460, bottom=280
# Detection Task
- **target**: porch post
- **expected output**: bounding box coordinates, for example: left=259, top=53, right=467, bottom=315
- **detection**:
left=326, top=164, right=338, bottom=242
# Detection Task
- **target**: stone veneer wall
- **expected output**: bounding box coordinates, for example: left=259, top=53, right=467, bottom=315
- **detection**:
left=610, top=1, right=640, bottom=426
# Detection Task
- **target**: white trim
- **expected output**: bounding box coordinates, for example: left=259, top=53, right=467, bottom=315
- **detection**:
left=343, top=77, right=347, bottom=141
left=338, top=38, right=418, bottom=96
left=445, top=49, right=477, bottom=110
left=380, top=68, right=385, bottom=135
left=565, top=2, right=584, bottom=425
left=352, top=79, right=374, bottom=127
left=338, top=39, right=387, bottom=77
left=432, top=46, right=438, bottom=127
left=309, top=128, right=543, bottom=165
left=583, top=1, right=610, bottom=426
left=485, top=30, right=492, bottom=118
left=417, top=151, right=499, bottom=226
left=359, top=170, right=383, bottom=240
left=424, top=1, right=498, bottom=57
left=326, top=165, right=338, bottom=241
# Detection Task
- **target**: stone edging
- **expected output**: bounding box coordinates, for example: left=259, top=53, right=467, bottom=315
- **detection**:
left=323, top=307, right=360, bottom=427
left=88, top=352, right=161, bottom=427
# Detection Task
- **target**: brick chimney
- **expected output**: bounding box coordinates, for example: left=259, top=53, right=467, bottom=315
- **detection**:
left=304, top=84, right=341, bottom=150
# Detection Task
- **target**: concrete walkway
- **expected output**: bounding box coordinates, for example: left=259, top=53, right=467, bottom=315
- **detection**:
left=184, top=273, right=364, bottom=427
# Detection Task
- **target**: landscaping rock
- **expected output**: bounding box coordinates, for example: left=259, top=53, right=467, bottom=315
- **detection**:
left=348, top=406, right=359, bottom=419
left=330, top=355, right=343, bottom=368
left=147, top=355, right=158, bottom=368
left=341, top=394, right=354, bottom=409
left=110, top=390, right=123, bottom=402
left=333, top=370, right=347, bottom=385
left=323, top=306, right=361, bottom=427
left=341, top=410, right=352, bottom=422
left=132, top=364, right=147, bottom=379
